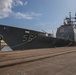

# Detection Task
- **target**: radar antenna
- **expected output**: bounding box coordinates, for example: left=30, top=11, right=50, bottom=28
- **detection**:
left=75, top=12, right=76, bottom=22
left=69, top=12, right=71, bottom=19
left=69, top=12, right=72, bottom=24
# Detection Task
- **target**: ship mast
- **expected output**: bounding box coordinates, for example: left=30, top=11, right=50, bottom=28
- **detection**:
left=69, top=12, right=72, bottom=24
left=64, top=12, right=76, bottom=25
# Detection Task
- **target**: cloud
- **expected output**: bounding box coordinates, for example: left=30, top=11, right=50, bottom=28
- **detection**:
left=13, top=12, right=32, bottom=19
left=0, top=0, right=41, bottom=19
left=13, top=12, right=42, bottom=19
left=0, top=0, right=13, bottom=18
left=0, top=0, right=27, bottom=19
left=14, top=0, right=27, bottom=6
left=24, top=1, right=27, bottom=6
left=30, top=12, right=42, bottom=17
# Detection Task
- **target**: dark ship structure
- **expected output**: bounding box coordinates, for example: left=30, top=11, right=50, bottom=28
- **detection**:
left=0, top=12, right=76, bottom=50
left=56, top=12, right=76, bottom=42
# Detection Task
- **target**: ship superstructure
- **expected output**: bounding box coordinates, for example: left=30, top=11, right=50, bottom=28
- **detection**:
left=56, top=12, right=76, bottom=42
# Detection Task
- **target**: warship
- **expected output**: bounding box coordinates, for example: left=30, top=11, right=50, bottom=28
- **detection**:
left=0, top=12, right=76, bottom=50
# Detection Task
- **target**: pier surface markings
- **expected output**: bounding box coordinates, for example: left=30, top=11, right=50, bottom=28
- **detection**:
left=0, top=47, right=76, bottom=75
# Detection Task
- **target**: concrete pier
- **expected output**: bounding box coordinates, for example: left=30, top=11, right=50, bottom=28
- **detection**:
left=0, top=47, right=76, bottom=75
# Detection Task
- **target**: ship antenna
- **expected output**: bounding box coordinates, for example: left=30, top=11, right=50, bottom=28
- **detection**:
left=69, top=12, right=71, bottom=19
left=75, top=12, right=76, bottom=22
left=69, top=12, right=72, bottom=24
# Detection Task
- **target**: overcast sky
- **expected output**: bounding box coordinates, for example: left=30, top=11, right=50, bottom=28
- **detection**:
left=0, top=0, right=76, bottom=35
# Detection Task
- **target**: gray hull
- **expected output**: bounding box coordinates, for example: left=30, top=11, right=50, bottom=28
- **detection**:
left=0, top=25, right=75, bottom=50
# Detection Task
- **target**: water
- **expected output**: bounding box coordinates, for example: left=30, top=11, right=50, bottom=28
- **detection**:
left=1, top=46, right=12, bottom=51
